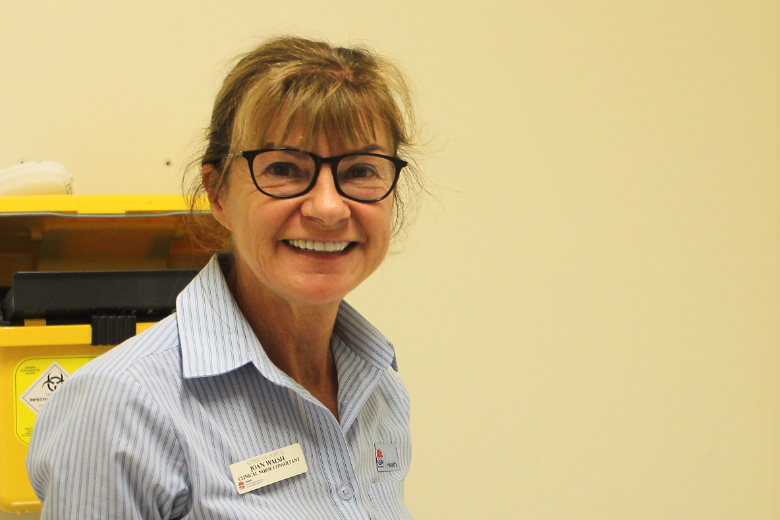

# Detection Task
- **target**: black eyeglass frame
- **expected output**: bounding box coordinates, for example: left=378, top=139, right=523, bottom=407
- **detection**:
left=234, top=148, right=408, bottom=203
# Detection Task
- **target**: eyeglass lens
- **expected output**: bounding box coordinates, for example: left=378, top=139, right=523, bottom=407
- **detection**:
left=251, top=150, right=397, bottom=200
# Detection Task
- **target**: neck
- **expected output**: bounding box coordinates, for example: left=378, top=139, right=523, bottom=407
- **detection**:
left=226, top=259, right=341, bottom=420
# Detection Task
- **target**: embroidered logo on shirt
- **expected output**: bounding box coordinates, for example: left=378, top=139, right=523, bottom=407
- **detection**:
left=374, top=443, right=400, bottom=472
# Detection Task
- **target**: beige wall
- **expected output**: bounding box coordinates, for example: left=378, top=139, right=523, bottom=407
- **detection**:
left=1, top=1, right=777, bottom=519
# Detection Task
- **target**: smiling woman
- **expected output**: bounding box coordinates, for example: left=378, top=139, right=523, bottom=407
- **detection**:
left=211, top=125, right=397, bottom=312
left=26, top=36, right=422, bottom=520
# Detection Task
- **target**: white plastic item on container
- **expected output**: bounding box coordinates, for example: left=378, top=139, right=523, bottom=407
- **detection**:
left=0, top=162, right=73, bottom=196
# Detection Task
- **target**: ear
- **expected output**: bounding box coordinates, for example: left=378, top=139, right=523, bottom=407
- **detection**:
left=202, top=164, right=233, bottom=232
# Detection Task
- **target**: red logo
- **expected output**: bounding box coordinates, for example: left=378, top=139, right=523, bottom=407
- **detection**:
left=376, top=449, right=384, bottom=459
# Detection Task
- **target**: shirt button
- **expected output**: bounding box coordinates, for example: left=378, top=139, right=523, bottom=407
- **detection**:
left=338, top=484, right=354, bottom=500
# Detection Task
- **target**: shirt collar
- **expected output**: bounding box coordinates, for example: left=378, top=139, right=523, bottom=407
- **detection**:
left=177, top=254, right=284, bottom=384
left=177, top=254, right=398, bottom=381
left=334, top=300, right=398, bottom=372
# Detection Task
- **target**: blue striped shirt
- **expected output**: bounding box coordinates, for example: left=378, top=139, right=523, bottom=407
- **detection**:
left=27, top=255, right=413, bottom=519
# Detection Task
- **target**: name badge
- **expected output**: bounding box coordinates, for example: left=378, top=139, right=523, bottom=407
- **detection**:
left=374, top=443, right=400, bottom=472
left=229, top=443, right=308, bottom=494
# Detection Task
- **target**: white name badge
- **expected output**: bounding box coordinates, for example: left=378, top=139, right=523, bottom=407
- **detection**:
left=229, top=443, right=308, bottom=494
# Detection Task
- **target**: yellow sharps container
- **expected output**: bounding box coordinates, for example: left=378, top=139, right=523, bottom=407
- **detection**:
left=0, top=195, right=212, bottom=513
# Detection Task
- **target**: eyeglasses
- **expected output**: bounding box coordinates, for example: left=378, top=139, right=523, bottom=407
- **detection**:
left=234, top=148, right=407, bottom=203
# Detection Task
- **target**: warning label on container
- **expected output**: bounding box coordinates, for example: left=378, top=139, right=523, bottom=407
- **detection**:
left=14, top=356, right=98, bottom=445
left=20, top=362, right=70, bottom=414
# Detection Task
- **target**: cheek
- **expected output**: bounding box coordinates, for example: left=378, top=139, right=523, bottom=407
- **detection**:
left=231, top=199, right=299, bottom=249
left=382, top=198, right=395, bottom=234
left=370, top=202, right=394, bottom=249
left=221, top=200, right=260, bottom=255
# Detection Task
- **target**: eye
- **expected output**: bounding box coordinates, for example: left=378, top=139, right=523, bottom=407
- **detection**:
left=265, top=162, right=304, bottom=178
left=340, top=164, right=378, bottom=180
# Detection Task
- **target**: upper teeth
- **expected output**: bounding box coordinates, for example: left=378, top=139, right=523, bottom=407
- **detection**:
left=287, top=240, right=350, bottom=252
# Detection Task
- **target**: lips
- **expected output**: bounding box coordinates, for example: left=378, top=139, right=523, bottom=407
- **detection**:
left=285, top=239, right=352, bottom=253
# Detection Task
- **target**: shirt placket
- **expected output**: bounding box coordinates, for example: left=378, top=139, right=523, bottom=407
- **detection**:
left=306, top=401, right=371, bottom=520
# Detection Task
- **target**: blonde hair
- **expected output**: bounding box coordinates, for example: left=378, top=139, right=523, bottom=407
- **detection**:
left=186, top=36, right=422, bottom=251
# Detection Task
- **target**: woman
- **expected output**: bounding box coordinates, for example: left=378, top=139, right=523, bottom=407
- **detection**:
left=27, top=36, right=420, bottom=520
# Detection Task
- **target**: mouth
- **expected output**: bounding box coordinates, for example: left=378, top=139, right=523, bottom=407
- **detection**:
left=285, top=239, right=353, bottom=253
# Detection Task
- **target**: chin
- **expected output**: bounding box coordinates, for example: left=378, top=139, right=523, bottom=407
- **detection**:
left=283, top=280, right=353, bottom=307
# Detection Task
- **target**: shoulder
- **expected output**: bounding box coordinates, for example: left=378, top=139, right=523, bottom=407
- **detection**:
left=31, top=314, right=183, bottom=438
left=26, top=316, right=191, bottom=518
left=26, top=314, right=189, bottom=495
left=83, top=313, right=181, bottom=374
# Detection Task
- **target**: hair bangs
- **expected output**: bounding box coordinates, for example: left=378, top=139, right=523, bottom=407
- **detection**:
left=235, top=71, right=399, bottom=154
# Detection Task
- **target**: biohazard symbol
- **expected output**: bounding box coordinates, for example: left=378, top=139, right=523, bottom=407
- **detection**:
left=43, top=372, right=65, bottom=392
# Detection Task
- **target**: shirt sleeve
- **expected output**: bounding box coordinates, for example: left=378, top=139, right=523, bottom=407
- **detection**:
left=26, top=367, right=190, bottom=519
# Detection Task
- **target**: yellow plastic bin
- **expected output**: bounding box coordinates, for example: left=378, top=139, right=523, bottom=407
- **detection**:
left=0, top=195, right=211, bottom=513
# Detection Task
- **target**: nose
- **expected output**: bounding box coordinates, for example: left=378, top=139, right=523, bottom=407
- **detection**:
left=300, top=164, right=351, bottom=226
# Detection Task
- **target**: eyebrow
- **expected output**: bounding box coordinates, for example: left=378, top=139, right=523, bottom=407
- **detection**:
left=354, top=144, right=386, bottom=154
left=259, top=143, right=388, bottom=154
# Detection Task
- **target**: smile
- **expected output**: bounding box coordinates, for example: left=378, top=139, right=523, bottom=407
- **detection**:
left=285, top=239, right=352, bottom=253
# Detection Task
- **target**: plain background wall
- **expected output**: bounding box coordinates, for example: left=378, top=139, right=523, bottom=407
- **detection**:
left=1, top=1, right=777, bottom=519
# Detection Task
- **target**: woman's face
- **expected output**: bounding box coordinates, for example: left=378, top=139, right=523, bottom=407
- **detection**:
left=209, top=123, right=394, bottom=309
